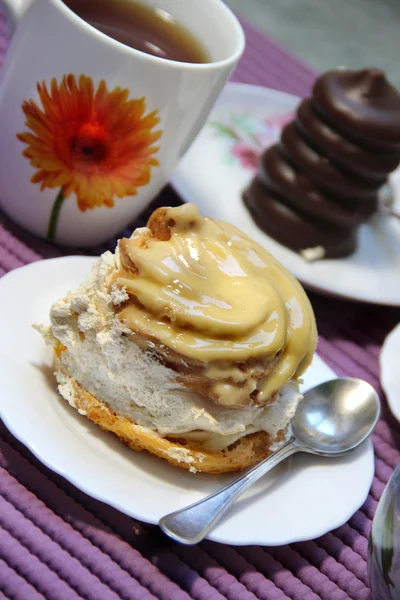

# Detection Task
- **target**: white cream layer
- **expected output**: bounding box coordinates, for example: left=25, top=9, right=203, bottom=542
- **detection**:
left=43, top=252, right=303, bottom=448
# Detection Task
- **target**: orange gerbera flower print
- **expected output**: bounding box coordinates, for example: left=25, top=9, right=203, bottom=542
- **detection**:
left=17, top=74, right=162, bottom=240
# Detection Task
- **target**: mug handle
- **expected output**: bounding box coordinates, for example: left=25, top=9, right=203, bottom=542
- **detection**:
left=2, top=0, right=32, bottom=32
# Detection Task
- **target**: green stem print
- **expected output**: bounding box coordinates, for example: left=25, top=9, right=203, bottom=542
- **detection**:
left=209, top=122, right=242, bottom=141
left=210, top=119, right=264, bottom=149
left=47, top=187, right=65, bottom=241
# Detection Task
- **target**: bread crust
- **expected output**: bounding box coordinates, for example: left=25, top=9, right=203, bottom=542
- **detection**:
left=57, top=363, right=285, bottom=474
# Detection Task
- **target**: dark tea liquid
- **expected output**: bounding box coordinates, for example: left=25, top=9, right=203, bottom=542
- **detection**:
left=63, top=0, right=210, bottom=63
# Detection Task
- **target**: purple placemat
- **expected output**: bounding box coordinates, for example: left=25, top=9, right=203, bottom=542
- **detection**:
left=1, top=7, right=400, bottom=600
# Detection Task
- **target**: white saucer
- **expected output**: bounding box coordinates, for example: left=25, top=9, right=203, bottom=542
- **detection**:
left=0, top=257, right=374, bottom=546
left=0, top=257, right=374, bottom=545
left=381, top=322, right=400, bottom=423
left=172, top=82, right=400, bottom=306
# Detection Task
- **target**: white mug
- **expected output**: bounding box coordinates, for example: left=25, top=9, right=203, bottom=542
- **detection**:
left=0, top=0, right=244, bottom=246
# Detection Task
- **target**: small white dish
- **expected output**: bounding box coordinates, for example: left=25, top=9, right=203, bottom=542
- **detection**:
left=172, top=82, right=400, bottom=306
left=380, top=323, right=400, bottom=423
left=0, top=256, right=374, bottom=546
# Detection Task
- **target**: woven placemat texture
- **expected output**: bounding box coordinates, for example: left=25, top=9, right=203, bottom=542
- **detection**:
left=1, top=7, right=400, bottom=600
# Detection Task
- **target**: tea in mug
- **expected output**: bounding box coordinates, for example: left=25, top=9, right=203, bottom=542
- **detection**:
left=63, top=0, right=210, bottom=63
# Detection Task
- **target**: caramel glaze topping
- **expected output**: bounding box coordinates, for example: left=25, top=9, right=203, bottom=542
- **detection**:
left=111, top=204, right=317, bottom=407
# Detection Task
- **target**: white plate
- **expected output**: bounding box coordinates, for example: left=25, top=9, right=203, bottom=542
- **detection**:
left=381, top=323, right=400, bottom=423
left=172, top=82, right=400, bottom=306
left=0, top=257, right=374, bottom=546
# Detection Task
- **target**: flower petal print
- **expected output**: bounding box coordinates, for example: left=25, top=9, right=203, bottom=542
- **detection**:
left=231, top=143, right=260, bottom=171
left=210, top=111, right=294, bottom=173
left=17, top=74, right=162, bottom=240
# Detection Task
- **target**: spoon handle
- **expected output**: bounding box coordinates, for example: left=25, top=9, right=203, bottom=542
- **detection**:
left=159, top=437, right=299, bottom=545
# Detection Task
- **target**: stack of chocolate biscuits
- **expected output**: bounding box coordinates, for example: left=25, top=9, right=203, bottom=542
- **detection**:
left=244, top=68, right=400, bottom=258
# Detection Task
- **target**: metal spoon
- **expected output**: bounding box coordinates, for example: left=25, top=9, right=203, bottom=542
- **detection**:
left=159, top=378, right=380, bottom=545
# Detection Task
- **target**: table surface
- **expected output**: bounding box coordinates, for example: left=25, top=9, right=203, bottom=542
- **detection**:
left=1, top=8, right=400, bottom=600
left=226, top=0, right=400, bottom=89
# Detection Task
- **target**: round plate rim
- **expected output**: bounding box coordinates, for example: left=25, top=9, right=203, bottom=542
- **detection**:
left=380, top=322, right=400, bottom=423
left=0, top=256, right=375, bottom=545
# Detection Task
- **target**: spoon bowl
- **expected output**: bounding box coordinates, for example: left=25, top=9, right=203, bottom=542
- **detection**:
left=160, top=377, right=380, bottom=545
left=293, top=378, right=380, bottom=455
